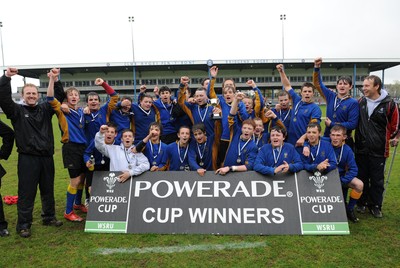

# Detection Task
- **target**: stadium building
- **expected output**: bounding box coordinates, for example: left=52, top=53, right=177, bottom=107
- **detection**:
left=12, top=58, right=400, bottom=103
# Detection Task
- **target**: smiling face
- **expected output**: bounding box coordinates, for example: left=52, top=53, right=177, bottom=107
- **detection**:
left=254, top=119, right=264, bottom=135
left=140, top=96, right=153, bottom=110
left=362, top=78, right=380, bottom=99
left=22, top=85, right=39, bottom=106
left=306, top=126, right=320, bottom=145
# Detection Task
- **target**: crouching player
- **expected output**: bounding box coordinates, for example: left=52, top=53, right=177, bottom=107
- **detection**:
left=188, top=123, right=220, bottom=176
left=254, top=126, right=303, bottom=175
left=330, top=125, right=363, bottom=223
left=135, top=122, right=167, bottom=171
left=301, top=122, right=337, bottom=174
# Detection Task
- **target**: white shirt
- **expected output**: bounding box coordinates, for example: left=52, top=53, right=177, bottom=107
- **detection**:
left=95, top=132, right=150, bottom=176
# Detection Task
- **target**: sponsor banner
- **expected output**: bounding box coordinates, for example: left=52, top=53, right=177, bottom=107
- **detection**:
left=85, top=170, right=349, bottom=235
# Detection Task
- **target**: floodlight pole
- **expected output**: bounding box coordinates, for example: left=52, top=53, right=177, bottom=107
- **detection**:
left=280, top=14, right=286, bottom=61
left=129, top=16, right=137, bottom=101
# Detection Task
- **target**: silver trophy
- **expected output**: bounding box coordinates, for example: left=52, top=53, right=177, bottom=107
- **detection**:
left=265, top=101, right=272, bottom=110
left=246, top=90, right=255, bottom=98
left=210, top=98, right=221, bottom=120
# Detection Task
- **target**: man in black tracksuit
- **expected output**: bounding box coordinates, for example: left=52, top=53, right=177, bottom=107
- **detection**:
left=0, top=68, right=64, bottom=238
left=355, top=75, right=399, bottom=218
left=0, top=120, right=14, bottom=237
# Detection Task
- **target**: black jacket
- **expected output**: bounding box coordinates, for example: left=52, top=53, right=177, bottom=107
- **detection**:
left=0, top=119, right=14, bottom=182
left=355, top=95, right=398, bottom=158
left=0, top=75, right=59, bottom=156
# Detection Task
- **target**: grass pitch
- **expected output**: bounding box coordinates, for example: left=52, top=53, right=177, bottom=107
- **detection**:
left=0, top=108, right=399, bottom=267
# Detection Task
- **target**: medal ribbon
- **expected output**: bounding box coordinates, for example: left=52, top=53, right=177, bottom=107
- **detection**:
left=310, top=140, right=321, bottom=162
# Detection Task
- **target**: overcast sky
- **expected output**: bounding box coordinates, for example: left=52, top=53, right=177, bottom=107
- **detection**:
left=1, top=0, right=399, bottom=91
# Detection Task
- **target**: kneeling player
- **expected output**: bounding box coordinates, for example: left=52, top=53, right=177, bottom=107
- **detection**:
left=330, top=125, right=363, bottom=223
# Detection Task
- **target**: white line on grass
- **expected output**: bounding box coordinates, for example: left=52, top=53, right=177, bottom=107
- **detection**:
left=96, top=241, right=267, bottom=255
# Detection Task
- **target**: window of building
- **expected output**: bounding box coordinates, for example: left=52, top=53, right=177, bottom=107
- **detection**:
left=40, top=82, right=49, bottom=88
left=62, top=81, right=74, bottom=87
left=75, top=81, right=91, bottom=87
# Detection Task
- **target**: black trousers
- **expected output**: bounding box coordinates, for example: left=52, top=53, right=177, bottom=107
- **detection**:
left=17, top=154, right=56, bottom=231
left=0, top=193, right=7, bottom=230
left=217, top=140, right=230, bottom=168
left=160, top=133, right=178, bottom=145
left=355, top=153, right=386, bottom=209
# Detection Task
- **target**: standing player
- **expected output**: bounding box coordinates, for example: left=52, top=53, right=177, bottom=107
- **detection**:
left=276, top=64, right=321, bottom=148
left=313, top=57, right=359, bottom=148
left=47, top=70, right=87, bottom=222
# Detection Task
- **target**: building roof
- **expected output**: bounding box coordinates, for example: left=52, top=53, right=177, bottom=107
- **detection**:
left=14, top=58, right=400, bottom=79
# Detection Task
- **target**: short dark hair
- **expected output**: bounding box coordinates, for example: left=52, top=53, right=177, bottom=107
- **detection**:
left=149, top=121, right=163, bottom=134
left=159, top=86, right=171, bottom=94
left=86, top=92, right=100, bottom=103
left=222, top=78, right=236, bottom=89
left=121, top=96, right=132, bottom=102
left=192, top=123, right=206, bottom=134
left=140, top=93, right=153, bottom=102
left=179, top=125, right=191, bottom=133
left=270, top=125, right=287, bottom=138
left=200, top=78, right=210, bottom=87
left=337, top=76, right=353, bottom=87
left=307, top=122, right=321, bottom=132
left=301, top=82, right=316, bottom=92
left=106, top=122, right=118, bottom=132
left=121, top=129, right=134, bottom=136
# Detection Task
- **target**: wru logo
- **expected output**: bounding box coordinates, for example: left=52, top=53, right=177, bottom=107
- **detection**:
left=104, top=173, right=118, bottom=193
left=309, top=171, right=328, bottom=193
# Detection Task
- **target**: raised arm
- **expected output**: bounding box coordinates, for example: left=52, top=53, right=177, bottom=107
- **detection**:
left=0, top=68, right=19, bottom=118
left=246, top=79, right=264, bottom=117
left=312, top=57, right=331, bottom=101
left=229, top=91, right=245, bottom=116
left=276, top=64, right=291, bottom=91
left=208, top=66, right=218, bottom=99
left=46, top=68, right=60, bottom=98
